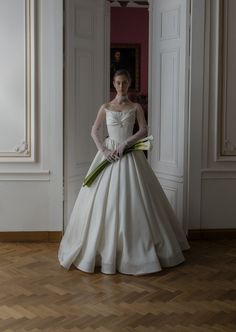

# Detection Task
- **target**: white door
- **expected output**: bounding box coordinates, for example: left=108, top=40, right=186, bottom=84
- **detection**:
left=149, top=0, right=190, bottom=232
left=64, top=0, right=109, bottom=230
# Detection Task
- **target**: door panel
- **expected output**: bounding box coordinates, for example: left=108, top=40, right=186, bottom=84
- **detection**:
left=64, top=0, right=108, bottom=229
left=149, top=0, right=189, bottom=231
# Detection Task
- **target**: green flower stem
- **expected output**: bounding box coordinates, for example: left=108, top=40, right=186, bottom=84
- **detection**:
left=83, top=159, right=110, bottom=187
left=83, top=136, right=153, bottom=187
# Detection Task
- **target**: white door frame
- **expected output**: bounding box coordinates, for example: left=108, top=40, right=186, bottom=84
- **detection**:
left=64, top=0, right=198, bottom=232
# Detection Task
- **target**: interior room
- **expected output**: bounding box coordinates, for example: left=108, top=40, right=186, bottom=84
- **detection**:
left=0, top=0, right=235, bottom=331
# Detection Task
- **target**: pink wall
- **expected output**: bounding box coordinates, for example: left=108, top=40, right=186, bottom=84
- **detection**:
left=111, top=7, right=149, bottom=95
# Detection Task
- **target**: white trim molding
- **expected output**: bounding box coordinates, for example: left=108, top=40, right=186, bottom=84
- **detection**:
left=109, top=0, right=149, bottom=8
left=201, top=168, right=236, bottom=179
left=0, top=170, right=50, bottom=181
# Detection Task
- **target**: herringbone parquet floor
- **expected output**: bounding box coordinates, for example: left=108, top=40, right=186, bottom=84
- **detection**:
left=0, top=239, right=235, bottom=332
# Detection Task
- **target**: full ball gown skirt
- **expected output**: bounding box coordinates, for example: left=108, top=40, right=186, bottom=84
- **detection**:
left=58, top=109, right=190, bottom=275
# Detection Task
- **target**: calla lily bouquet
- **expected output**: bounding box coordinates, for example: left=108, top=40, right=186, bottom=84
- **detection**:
left=83, top=135, right=153, bottom=187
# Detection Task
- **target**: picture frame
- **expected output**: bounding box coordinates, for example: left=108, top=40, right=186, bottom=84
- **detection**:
left=110, top=43, right=140, bottom=92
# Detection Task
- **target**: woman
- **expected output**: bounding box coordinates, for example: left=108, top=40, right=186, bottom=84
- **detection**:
left=58, top=69, right=190, bottom=275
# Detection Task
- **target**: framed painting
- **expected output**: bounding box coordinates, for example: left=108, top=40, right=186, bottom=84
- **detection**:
left=110, top=43, right=140, bottom=92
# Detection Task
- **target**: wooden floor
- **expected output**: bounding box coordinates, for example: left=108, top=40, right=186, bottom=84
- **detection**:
left=0, top=239, right=235, bottom=332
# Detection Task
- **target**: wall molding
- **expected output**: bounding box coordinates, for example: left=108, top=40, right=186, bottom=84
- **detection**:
left=217, top=0, right=236, bottom=159
left=0, top=232, right=62, bottom=243
left=201, top=168, right=236, bottom=179
left=0, top=0, right=36, bottom=162
left=0, top=170, right=50, bottom=181
left=159, top=48, right=180, bottom=169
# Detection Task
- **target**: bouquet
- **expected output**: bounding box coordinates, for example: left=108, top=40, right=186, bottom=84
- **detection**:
left=83, top=135, right=153, bottom=187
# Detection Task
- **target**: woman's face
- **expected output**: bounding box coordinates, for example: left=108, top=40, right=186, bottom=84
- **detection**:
left=113, top=75, right=130, bottom=96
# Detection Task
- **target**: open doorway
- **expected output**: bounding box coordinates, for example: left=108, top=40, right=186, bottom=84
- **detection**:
left=109, top=1, right=149, bottom=126
left=63, top=0, right=190, bottom=231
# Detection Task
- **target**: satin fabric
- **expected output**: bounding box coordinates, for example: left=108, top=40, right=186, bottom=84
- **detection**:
left=58, top=109, right=190, bottom=275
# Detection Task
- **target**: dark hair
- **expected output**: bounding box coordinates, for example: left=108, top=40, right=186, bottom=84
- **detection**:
left=113, top=69, right=131, bottom=81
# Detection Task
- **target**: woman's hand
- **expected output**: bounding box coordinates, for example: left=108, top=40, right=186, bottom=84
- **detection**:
left=102, top=147, right=120, bottom=162
left=114, top=141, right=128, bottom=158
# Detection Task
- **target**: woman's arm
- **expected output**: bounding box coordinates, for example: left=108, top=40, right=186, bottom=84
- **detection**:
left=91, top=104, right=107, bottom=152
left=91, top=104, right=119, bottom=162
left=125, top=103, right=148, bottom=146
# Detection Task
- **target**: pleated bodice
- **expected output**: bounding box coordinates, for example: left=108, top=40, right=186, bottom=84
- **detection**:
left=105, top=109, right=136, bottom=144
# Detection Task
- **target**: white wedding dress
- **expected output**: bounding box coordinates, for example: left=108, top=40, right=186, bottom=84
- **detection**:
left=58, top=108, right=190, bottom=275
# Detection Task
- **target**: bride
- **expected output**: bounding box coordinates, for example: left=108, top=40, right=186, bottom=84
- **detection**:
left=58, top=69, right=190, bottom=275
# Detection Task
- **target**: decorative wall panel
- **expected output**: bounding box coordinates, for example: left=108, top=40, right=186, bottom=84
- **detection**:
left=0, top=0, right=35, bottom=162
left=201, top=176, right=236, bottom=228
left=75, top=50, right=94, bottom=165
left=75, top=9, right=95, bottom=39
left=159, top=49, right=179, bottom=166
left=218, top=0, right=236, bottom=157
left=160, top=7, right=180, bottom=40
left=0, top=0, right=63, bottom=231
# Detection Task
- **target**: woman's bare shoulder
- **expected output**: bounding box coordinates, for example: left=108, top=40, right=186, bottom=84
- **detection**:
left=96, top=102, right=110, bottom=114
left=132, top=102, right=143, bottom=111
left=102, top=102, right=112, bottom=110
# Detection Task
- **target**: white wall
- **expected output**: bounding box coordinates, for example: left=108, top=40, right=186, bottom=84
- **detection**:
left=188, top=0, right=236, bottom=229
left=0, top=0, right=63, bottom=231
left=1, top=0, right=235, bottom=233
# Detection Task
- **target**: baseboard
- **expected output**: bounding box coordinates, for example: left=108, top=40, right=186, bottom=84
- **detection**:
left=188, top=229, right=236, bottom=240
left=0, top=229, right=235, bottom=243
left=0, top=231, right=62, bottom=243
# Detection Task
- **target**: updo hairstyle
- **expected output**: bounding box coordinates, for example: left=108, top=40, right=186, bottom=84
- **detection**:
left=113, top=69, right=131, bottom=82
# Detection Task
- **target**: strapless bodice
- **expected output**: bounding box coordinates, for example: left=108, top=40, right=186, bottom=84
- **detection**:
left=105, top=109, right=136, bottom=143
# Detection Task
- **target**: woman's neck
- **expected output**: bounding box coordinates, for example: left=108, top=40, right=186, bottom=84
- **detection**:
left=115, top=94, right=129, bottom=104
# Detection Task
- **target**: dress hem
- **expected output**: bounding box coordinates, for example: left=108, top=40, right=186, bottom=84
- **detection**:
left=71, top=250, right=187, bottom=276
